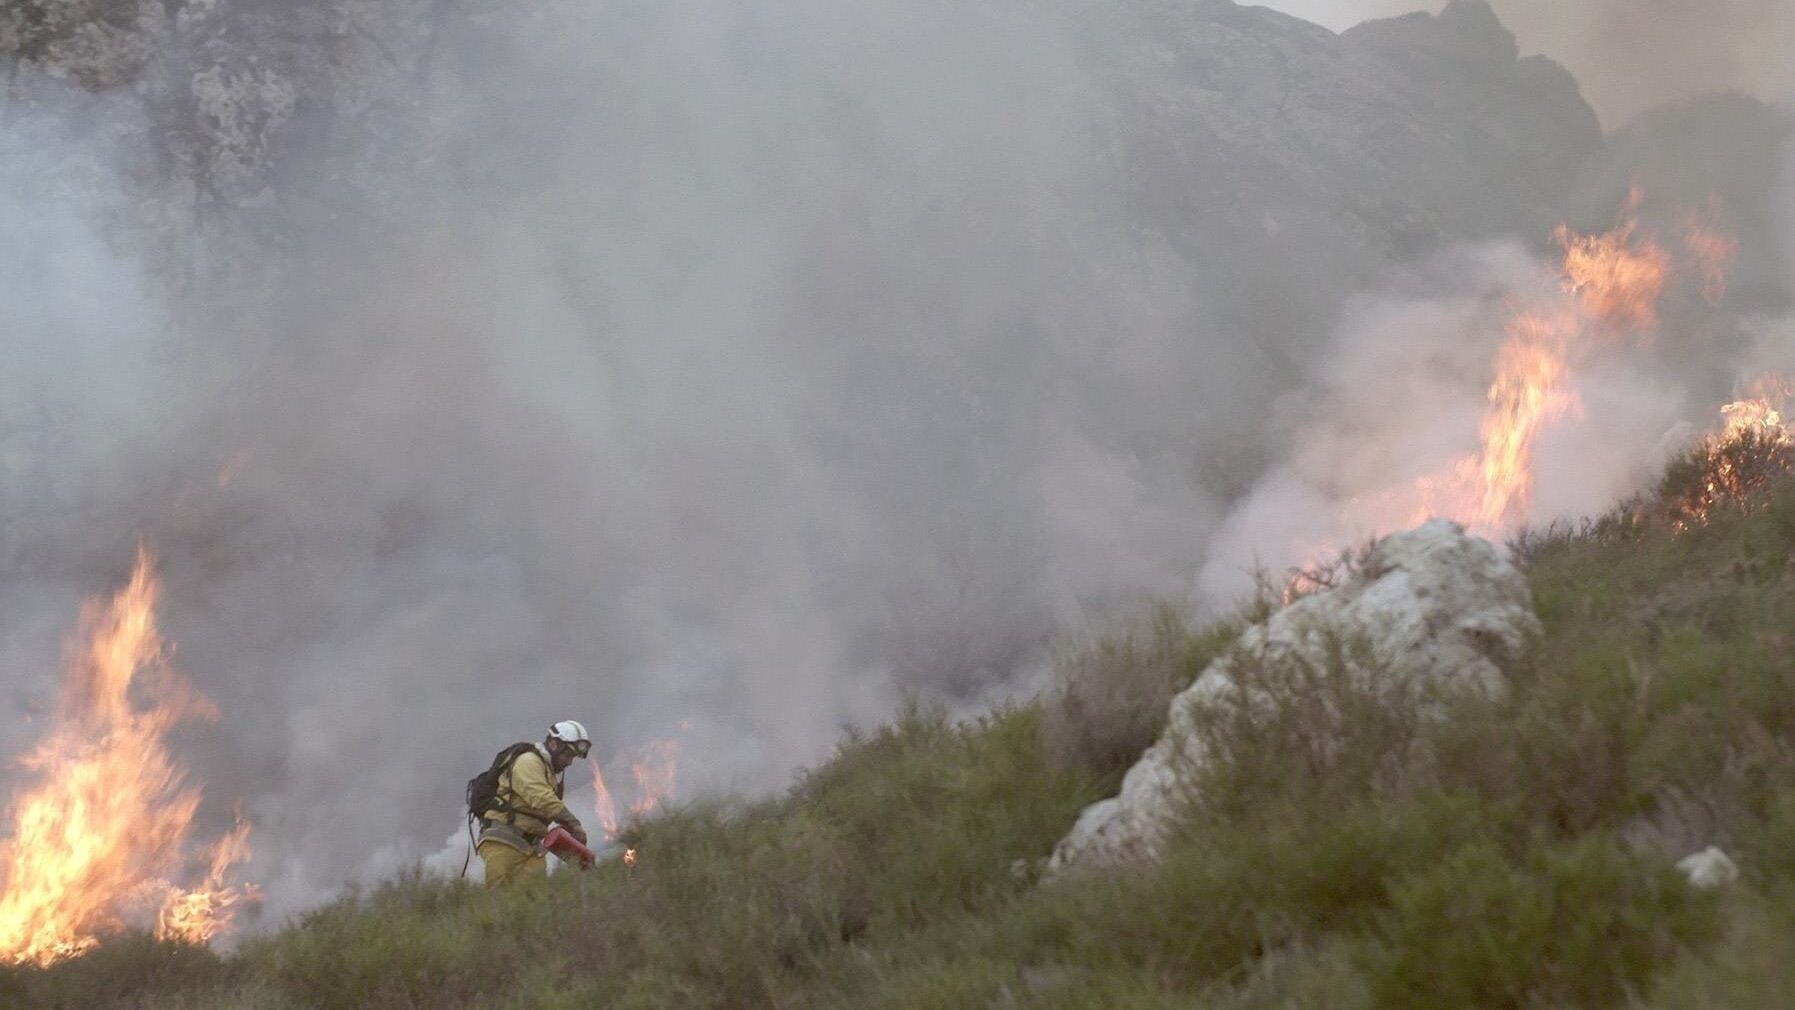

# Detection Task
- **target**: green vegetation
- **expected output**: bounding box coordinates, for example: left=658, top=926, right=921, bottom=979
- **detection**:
left=13, top=433, right=1795, bottom=1009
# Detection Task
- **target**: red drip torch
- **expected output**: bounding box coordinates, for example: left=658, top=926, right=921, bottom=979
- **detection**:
left=542, top=825, right=597, bottom=869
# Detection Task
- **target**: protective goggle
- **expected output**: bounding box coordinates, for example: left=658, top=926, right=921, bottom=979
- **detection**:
left=561, top=739, right=591, bottom=758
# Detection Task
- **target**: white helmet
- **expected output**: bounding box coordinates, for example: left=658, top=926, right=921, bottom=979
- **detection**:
left=549, top=720, right=591, bottom=756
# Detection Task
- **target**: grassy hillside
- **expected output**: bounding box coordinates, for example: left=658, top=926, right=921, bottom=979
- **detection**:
left=12, top=434, right=1795, bottom=1009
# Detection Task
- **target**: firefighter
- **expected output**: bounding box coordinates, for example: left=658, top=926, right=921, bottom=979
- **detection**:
left=476, top=720, right=592, bottom=887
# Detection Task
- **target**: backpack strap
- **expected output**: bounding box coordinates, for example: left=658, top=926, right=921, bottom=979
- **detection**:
left=484, top=743, right=535, bottom=824
left=492, top=743, right=555, bottom=828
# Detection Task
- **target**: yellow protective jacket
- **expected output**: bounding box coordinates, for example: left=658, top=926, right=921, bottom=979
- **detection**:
left=481, top=746, right=569, bottom=841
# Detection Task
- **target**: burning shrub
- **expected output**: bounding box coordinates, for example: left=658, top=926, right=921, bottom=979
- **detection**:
left=1265, top=539, right=1377, bottom=613
left=1041, top=608, right=1239, bottom=780
left=1659, top=424, right=1795, bottom=532
left=0, top=551, right=258, bottom=969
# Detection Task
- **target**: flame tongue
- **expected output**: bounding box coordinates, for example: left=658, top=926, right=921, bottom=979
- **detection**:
left=1555, top=221, right=1669, bottom=329
left=1453, top=209, right=1668, bottom=532
left=587, top=739, right=681, bottom=852
left=1720, top=378, right=1794, bottom=441
left=587, top=758, right=620, bottom=843
left=628, top=740, right=679, bottom=820
left=157, top=817, right=258, bottom=945
left=0, top=550, right=255, bottom=966
left=1305, top=201, right=1683, bottom=568
left=1685, top=198, right=1739, bottom=306
left=1470, top=315, right=1576, bottom=529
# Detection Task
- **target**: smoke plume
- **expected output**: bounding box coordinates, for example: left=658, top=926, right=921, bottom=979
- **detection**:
left=0, top=0, right=1789, bottom=931
left=0, top=1, right=1219, bottom=923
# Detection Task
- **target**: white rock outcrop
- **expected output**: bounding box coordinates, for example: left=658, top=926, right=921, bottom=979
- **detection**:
left=1050, top=519, right=1540, bottom=873
left=1676, top=846, right=1739, bottom=890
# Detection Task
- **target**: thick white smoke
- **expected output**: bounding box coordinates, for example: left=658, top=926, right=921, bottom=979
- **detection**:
left=1195, top=240, right=1690, bottom=604
left=0, top=3, right=1226, bottom=924
left=0, top=97, right=177, bottom=755
left=0, top=0, right=1788, bottom=931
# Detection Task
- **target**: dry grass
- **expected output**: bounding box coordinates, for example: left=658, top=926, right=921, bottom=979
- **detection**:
left=22, top=449, right=1795, bottom=1008
left=1040, top=606, right=1239, bottom=780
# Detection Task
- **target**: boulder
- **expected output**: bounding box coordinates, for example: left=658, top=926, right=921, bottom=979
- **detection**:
left=1676, top=846, right=1739, bottom=890
left=1049, top=519, right=1539, bottom=872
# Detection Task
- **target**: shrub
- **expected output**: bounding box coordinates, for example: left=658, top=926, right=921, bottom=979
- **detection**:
left=1642, top=899, right=1795, bottom=1010
left=799, top=705, right=1098, bottom=928
left=1658, top=427, right=1795, bottom=532
left=589, top=807, right=852, bottom=1006
left=1274, top=540, right=1375, bottom=607
left=0, top=933, right=229, bottom=1010
left=1200, top=937, right=1372, bottom=1010
left=996, top=792, right=1485, bottom=989
left=39, top=449, right=1795, bottom=1009
left=1180, top=627, right=1451, bottom=821
left=1737, top=788, right=1795, bottom=899
left=1509, top=508, right=1648, bottom=567
left=1041, top=607, right=1238, bottom=780
left=1508, top=655, right=1642, bottom=835
left=1364, top=835, right=1718, bottom=1010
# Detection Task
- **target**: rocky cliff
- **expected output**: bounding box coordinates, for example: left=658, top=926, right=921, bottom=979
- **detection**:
left=3, top=1, right=1602, bottom=329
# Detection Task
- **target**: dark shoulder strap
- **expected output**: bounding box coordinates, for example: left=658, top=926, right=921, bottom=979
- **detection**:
left=513, top=746, right=566, bottom=803
left=497, top=743, right=537, bottom=785
left=490, top=742, right=538, bottom=819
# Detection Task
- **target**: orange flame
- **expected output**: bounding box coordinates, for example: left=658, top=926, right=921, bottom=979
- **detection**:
left=1684, top=198, right=1739, bottom=307
left=587, top=759, right=620, bottom=843
left=214, top=450, right=255, bottom=490
left=1718, top=376, right=1794, bottom=441
left=1555, top=217, right=1669, bottom=329
left=628, top=740, right=680, bottom=820
left=156, top=816, right=258, bottom=945
left=1468, top=314, right=1577, bottom=529
left=1348, top=210, right=1670, bottom=543
left=0, top=550, right=256, bottom=965
left=1278, top=193, right=1730, bottom=580
left=1458, top=211, right=1668, bottom=529
left=1672, top=379, right=1795, bottom=531
left=1721, top=399, right=1786, bottom=440
left=588, top=738, right=679, bottom=853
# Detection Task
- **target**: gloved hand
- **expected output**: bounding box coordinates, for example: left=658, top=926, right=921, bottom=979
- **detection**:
left=562, top=819, right=589, bottom=846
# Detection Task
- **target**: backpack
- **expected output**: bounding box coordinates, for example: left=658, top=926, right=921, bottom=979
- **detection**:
left=466, top=742, right=538, bottom=822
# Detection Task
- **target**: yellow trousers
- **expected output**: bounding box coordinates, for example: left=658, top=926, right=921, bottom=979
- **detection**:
left=477, top=839, right=547, bottom=888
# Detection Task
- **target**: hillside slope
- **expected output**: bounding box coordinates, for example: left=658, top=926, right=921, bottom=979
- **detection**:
left=4, top=0, right=1793, bottom=985
left=0, top=0, right=1673, bottom=895
left=10, top=435, right=1795, bottom=1009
